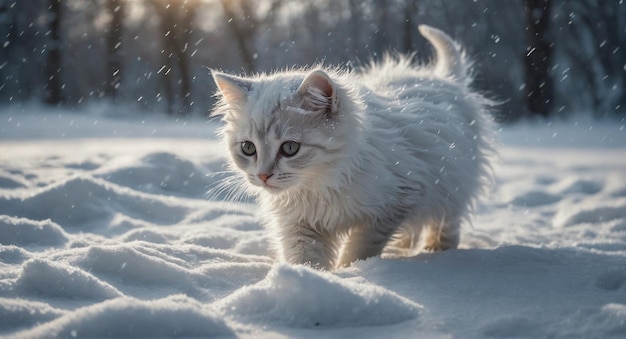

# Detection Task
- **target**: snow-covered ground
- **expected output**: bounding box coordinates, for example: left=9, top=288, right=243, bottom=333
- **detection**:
left=1, top=106, right=625, bottom=338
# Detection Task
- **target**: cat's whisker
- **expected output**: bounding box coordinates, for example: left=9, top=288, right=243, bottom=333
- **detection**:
left=204, top=180, right=233, bottom=201
left=205, top=170, right=233, bottom=178
left=205, top=174, right=252, bottom=203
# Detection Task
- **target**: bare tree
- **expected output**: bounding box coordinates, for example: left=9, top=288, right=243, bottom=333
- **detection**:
left=0, top=0, right=14, bottom=100
left=105, top=0, right=124, bottom=99
left=403, top=0, right=419, bottom=53
left=44, top=0, right=63, bottom=105
left=150, top=0, right=197, bottom=115
left=347, top=0, right=361, bottom=57
left=373, top=0, right=390, bottom=53
left=560, top=0, right=626, bottom=118
left=219, top=0, right=284, bottom=73
left=522, top=0, right=553, bottom=117
left=220, top=0, right=256, bottom=72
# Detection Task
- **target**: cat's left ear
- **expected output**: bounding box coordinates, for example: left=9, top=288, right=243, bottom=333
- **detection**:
left=212, top=71, right=252, bottom=109
left=296, top=70, right=338, bottom=115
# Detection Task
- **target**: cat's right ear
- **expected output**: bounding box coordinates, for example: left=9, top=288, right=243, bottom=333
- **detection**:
left=212, top=71, right=252, bottom=109
left=296, top=70, right=338, bottom=116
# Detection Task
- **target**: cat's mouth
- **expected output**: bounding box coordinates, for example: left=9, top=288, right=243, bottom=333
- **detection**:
left=264, top=183, right=283, bottom=191
left=256, top=180, right=283, bottom=193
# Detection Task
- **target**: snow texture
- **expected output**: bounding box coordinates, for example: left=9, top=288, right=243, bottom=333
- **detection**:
left=1, top=107, right=625, bottom=338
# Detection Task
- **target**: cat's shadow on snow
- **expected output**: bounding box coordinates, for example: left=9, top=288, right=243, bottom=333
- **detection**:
left=344, top=245, right=625, bottom=296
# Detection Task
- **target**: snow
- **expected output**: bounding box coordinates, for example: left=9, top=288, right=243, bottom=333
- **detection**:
left=1, top=106, right=626, bottom=338
left=216, top=264, right=422, bottom=329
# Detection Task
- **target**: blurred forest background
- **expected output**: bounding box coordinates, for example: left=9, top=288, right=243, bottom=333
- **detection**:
left=0, top=0, right=625, bottom=122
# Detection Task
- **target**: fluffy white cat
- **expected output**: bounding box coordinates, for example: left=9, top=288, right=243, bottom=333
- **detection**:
left=211, top=25, right=495, bottom=270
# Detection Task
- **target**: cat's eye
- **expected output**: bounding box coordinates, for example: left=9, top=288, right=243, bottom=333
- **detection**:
left=280, top=141, right=300, bottom=157
left=241, top=141, right=256, bottom=156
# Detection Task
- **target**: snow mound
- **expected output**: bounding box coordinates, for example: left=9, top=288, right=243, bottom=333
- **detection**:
left=0, top=172, right=27, bottom=189
left=0, top=298, right=65, bottom=332
left=510, top=190, right=561, bottom=207
left=554, top=198, right=626, bottom=228
left=595, top=304, right=626, bottom=335
left=483, top=303, right=626, bottom=338
left=353, top=245, right=626, bottom=337
left=0, top=216, right=69, bottom=248
left=16, top=258, right=122, bottom=300
left=75, top=244, right=202, bottom=287
left=554, top=177, right=604, bottom=195
left=100, top=152, right=213, bottom=198
left=15, top=295, right=234, bottom=338
left=0, top=245, right=31, bottom=264
left=217, top=264, right=422, bottom=328
left=1, top=176, right=189, bottom=231
left=35, top=241, right=273, bottom=301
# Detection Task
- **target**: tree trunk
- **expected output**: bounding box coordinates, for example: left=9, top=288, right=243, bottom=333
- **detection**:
left=44, top=0, right=63, bottom=105
left=105, top=0, right=124, bottom=99
left=374, top=0, right=389, bottom=54
left=523, top=0, right=553, bottom=117
left=348, top=0, right=361, bottom=58
left=220, top=0, right=255, bottom=73
left=158, top=8, right=176, bottom=114
left=151, top=0, right=196, bottom=115
left=175, top=5, right=194, bottom=115
left=403, top=0, right=419, bottom=54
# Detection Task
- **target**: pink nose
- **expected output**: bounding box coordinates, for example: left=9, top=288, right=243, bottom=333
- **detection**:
left=258, top=173, right=273, bottom=183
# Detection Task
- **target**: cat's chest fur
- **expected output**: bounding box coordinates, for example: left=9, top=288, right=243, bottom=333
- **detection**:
left=259, top=137, right=422, bottom=234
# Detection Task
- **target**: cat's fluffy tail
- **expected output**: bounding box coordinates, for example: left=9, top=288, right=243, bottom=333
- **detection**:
left=418, top=25, right=467, bottom=80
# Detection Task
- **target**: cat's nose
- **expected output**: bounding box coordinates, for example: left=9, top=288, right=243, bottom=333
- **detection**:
left=258, top=173, right=274, bottom=183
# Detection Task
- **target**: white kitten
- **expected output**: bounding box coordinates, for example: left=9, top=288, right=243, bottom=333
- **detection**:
left=211, top=25, right=495, bottom=270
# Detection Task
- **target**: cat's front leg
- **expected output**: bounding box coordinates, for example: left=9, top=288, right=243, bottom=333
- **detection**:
left=421, top=220, right=460, bottom=252
left=279, top=224, right=338, bottom=270
left=337, top=225, right=392, bottom=267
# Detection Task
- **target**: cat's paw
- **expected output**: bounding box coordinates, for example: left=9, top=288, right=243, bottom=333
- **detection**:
left=286, top=254, right=334, bottom=271
left=421, top=227, right=459, bottom=253
left=305, top=261, right=331, bottom=271
left=421, top=244, right=447, bottom=253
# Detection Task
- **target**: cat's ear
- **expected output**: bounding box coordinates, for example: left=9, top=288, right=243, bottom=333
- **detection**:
left=296, top=70, right=338, bottom=115
left=212, top=71, right=252, bottom=108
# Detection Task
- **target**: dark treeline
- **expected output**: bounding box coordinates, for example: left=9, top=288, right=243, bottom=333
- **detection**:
left=0, top=0, right=625, bottom=122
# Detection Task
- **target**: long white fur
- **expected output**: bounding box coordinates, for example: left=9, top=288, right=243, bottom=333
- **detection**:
left=211, top=25, right=495, bottom=270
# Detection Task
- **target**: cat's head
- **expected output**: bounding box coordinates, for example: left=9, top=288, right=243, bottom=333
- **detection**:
left=211, top=69, right=361, bottom=196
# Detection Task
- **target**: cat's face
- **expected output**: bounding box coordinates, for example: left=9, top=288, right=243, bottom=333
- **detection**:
left=213, top=70, right=350, bottom=195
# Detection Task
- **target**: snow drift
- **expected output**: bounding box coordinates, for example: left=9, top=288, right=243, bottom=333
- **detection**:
left=0, top=110, right=625, bottom=337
